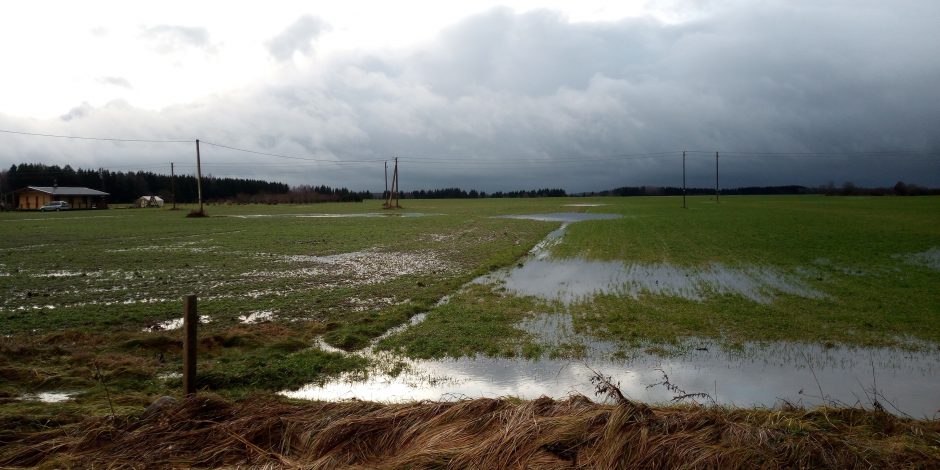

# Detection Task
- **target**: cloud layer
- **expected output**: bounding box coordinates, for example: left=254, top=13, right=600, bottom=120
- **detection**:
left=2, top=2, right=938, bottom=191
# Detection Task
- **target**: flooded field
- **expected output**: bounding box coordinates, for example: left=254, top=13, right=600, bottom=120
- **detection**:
left=2, top=197, right=939, bottom=428
left=283, top=210, right=940, bottom=417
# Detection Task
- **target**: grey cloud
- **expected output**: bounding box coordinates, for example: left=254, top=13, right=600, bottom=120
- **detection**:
left=98, top=76, right=132, bottom=89
left=5, top=2, right=940, bottom=192
left=141, top=24, right=210, bottom=53
left=59, top=103, right=93, bottom=122
left=267, top=15, right=329, bottom=61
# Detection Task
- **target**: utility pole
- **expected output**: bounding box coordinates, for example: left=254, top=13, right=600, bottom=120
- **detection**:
left=682, top=150, right=687, bottom=209
left=384, top=157, right=400, bottom=209
left=195, top=139, right=203, bottom=214
left=715, top=151, right=720, bottom=204
left=170, top=162, right=177, bottom=210
left=384, top=160, right=388, bottom=198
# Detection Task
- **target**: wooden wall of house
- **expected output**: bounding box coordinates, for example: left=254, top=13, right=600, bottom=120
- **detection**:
left=15, top=190, right=101, bottom=209
left=17, top=190, right=51, bottom=209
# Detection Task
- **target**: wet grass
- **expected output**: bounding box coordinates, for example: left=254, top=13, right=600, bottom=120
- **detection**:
left=380, top=196, right=940, bottom=359
left=2, top=196, right=939, bottom=448
left=378, top=284, right=547, bottom=358
left=3, top=393, right=938, bottom=468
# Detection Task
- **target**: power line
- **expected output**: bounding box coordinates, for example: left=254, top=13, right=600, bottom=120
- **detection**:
left=199, top=140, right=386, bottom=163
left=0, top=128, right=191, bottom=143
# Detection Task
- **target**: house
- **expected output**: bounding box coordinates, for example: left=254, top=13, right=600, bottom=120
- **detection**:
left=135, top=195, right=164, bottom=208
left=14, top=186, right=109, bottom=210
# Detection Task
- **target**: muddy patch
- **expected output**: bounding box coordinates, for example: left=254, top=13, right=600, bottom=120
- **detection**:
left=243, top=249, right=455, bottom=285
left=563, top=203, right=608, bottom=207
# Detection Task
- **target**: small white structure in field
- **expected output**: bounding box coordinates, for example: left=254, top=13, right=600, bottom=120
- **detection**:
left=136, top=195, right=164, bottom=208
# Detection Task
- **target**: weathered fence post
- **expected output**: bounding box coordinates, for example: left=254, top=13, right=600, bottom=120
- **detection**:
left=183, top=295, right=198, bottom=395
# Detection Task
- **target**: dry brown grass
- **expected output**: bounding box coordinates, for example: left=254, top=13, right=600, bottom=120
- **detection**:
left=1, top=394, right=938, bottom=469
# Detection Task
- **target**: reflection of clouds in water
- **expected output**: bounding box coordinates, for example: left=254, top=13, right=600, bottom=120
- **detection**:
left=285, top=343, right=940, bottom=417
left=498, top=213, right=621, bottom=223
left=487, top=259, right=825, bottom=304
left=287, top=217, right=938, bottom=416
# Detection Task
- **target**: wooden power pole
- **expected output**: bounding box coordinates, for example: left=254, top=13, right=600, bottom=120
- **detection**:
left=682, top=150, right=687, bottom=209
left=383, top=157, right=401, bottom=209
left=195, top=140, right=204, bottom=214
left=384, top=160, right=388, bottom=197
left=170, top=162, right=177, bottom=210
left=183, top=295, right=198, bottom=395
left=715, top=151, right=720, bottom=204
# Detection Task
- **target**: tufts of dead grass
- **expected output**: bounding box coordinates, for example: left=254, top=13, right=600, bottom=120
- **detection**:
left=1, top=394, right=937, bottom=469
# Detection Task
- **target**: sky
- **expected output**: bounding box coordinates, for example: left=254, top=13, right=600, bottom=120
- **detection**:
left=1, top=0, right=938, bottom=192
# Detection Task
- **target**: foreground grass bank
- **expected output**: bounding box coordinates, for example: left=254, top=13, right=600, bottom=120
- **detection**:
left=3, top=393, right=939, bottom=469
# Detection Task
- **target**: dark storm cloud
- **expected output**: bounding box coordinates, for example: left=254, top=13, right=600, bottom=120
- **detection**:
left=266, top=15, right=329, bottom=61
left=3, top=2, right=939, bottom=192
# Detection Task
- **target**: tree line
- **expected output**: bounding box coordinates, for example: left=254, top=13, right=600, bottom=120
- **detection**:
left=0, top=163, right=372, bottom=205
left=588, top=183, right=938, bottom=197
left=403, top=187, right=567, bottom=199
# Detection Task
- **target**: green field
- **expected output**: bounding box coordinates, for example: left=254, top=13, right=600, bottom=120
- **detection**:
left=1, top=196, right=939, bottom=416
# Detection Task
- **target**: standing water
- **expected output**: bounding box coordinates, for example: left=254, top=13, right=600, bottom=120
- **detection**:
left=283, top=213, right=940, bottom=417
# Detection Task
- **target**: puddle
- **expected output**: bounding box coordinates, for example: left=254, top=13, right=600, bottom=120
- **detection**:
left=498, top=212, right=621, bottom=223
left=238, top=310, right=276, bottom=324
left=478, top=216, right=823, bottom=305
left=563, top=204, right=608, bottom=207
left=106, top=240, right=220, bottom=254
left=226, top=212, right=437, bottom=219
left=483, top=260, right=825, bottom=304
left=284, top=339, right=940, bottom=417
left=898, top=247, right=940, bottom=272
left=144, top=315, right=212, bottom=332
left=20, top=391, right=78, bottom=403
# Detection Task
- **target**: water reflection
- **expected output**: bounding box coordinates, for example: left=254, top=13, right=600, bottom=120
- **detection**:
left=283, top=213, right=939, bottom=417
left=497, top=212, right=621, bottom=223
left=283, top=341, right=940, bottom=417
left=484, top=259, right=825, bottom=304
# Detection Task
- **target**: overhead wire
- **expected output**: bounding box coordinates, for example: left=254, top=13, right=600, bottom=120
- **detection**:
left=0, top=128, right=191, bottom=143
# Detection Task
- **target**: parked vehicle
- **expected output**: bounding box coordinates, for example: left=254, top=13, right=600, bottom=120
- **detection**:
left=39, top=201, right=70, bottom=212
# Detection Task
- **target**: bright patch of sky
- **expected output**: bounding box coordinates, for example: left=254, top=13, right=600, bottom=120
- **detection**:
left=1, top=1, right=670, bottom=118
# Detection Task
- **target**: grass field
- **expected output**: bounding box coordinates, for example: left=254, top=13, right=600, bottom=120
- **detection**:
left=1, top=196, right=939, bottom=434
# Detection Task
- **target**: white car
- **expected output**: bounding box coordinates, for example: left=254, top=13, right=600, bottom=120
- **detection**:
left=39, top=201, right=70, bottom=211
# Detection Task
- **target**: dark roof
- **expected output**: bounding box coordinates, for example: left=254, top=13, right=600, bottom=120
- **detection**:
left=22, top=186, right=109, bottom=196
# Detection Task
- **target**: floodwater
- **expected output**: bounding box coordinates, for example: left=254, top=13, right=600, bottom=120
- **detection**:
left=19, top=391, right=77, bottom=403
left=498, top=212, right=621, bottom=223
left=283, top=338, right=940, bottom=417
left=144, top=315, right=211, bottom=332
left=484, top=259, right=825, bottom=304
left=226, top=212, right=437, bottom=219
left=282, top=213, right=940, bottom=417
left=238, top=310, right=276, bottom=324
left=901, top=247, right=940, bottom=272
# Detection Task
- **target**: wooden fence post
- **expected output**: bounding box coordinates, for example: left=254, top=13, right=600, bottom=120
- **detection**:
left=183, top=295, right=197, bottom=395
